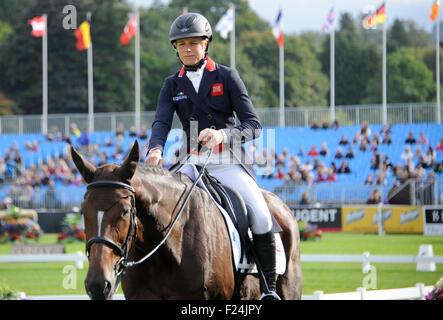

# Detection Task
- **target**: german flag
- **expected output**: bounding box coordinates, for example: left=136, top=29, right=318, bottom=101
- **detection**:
left=74, top=21, right=91, bottom=51
left=362, top=2, right=386, bottom=29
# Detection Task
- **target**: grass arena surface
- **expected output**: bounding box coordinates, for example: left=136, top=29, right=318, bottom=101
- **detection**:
left=0, top=233, right=441, bottom=297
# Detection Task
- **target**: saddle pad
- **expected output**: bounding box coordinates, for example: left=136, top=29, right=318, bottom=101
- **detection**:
left=177, top=164, right=286, bottom=275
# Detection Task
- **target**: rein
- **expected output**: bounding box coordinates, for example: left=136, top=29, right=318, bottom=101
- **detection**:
left=84, top=148, right=212, bottom=293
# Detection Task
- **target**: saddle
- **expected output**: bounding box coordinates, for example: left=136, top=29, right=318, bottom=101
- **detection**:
left=195, top=165, right=283, bottom=264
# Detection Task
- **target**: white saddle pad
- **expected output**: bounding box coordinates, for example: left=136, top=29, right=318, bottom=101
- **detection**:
left=176, top=164, right=286, bottom=275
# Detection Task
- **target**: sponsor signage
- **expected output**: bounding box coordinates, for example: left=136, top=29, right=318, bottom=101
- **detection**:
left=342, top=206, right=423, bottom=234
left=11, top=244, right=65, bottom=255
left=291, top=207, right=342, bottom=231
left=423, top=206, right=443, bottom=235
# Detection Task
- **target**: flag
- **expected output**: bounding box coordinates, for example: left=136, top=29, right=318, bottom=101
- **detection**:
left=181, top=7, right=188, bottom=15
left=362, top=2, right=386, bottom=29
left=74, top=21, right=91, bottom=51
left=28, top=16, right=46, bottom=37
left=120, top=14, right=137, bottom=45
left=215, top=6, right=234, bottom=39
left=321, top=7, right=334, bottom=33
left=272, top=9, right=284, bottom=47
left=430, top=0, right=440, bottom=21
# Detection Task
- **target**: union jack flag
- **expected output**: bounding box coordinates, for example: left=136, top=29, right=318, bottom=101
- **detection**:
left=322, top=7, right=334, bottom=33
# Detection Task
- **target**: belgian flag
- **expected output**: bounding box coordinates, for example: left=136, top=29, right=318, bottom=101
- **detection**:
left=74, top=21, right=91, bottom=51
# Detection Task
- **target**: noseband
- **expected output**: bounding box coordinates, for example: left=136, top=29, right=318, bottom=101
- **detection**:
left=85, top=180, right=138, bottom=279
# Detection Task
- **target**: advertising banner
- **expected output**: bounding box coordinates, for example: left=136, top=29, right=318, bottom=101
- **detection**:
left=423, top=206, right=443, bottom=235
left=341, top=206, right=423, bottom=234
left=290, top=207, right=342, bottom=231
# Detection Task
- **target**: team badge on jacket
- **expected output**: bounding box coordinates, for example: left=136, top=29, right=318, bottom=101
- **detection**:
left=211, top=83, right=223, bottom=96
left=173, top=91, right=187, bottom=101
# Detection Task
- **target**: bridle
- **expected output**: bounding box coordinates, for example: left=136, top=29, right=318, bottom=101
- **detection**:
left=84, top=148, right=213, bottom=295
left=85, top=180, right=138, bottom=287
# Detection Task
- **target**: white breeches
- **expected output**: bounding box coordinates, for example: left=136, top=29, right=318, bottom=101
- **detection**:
left=205, top=164, right=273, bottom=235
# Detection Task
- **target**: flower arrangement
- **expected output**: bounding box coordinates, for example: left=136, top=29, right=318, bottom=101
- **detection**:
left=426, top=277, right=443, bottom=300
left=298, top=220, right=322, bottom=241
left=0, top=206, right=42, bottom=243
left=57, top=212, right=85, bottom=243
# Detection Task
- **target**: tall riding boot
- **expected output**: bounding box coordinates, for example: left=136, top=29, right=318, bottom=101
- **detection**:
left=252, top=231, right=281, bottom=300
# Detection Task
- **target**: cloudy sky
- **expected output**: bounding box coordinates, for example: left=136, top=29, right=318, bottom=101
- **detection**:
left=130, top=0, right=438, bottom=33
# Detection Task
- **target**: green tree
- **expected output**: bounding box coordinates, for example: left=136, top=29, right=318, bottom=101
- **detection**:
left=363, top=48, right=435, bottom=104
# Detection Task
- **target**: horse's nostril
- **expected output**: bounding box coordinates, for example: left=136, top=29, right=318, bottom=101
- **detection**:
left=103, top=280, right=112, bottom=296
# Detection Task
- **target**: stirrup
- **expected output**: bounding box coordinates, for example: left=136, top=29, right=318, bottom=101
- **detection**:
left=259, top=291, right=281, bottom=300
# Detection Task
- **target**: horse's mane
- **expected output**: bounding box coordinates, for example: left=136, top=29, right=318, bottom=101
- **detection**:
left=135, top=163, right=190, bottom=185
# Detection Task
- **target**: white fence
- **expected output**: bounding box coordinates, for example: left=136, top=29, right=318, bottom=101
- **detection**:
left=303, top=283, right=434, bottom=300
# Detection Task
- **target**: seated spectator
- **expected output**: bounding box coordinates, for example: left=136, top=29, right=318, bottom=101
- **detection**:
left=255, top=149, right=268, bottom=167
left=310, top=120, right=320, bottom=129
left=426, top=146, right=437, bottom=167
left=70, top=123, right=81, bottom=137
left=413, top=146, right=423, bottom=161
left=319, top=142, right=329, bottom=157
left=275, top=165, right=285, bottom=180
left=338, top=134, right=349, bottom=145
left=359, top=139, right=368, bottom=152
left=78, top=129, right=90, bottom=147
left=129, top=126, right=137, bottom=137
left=104, top=137, right=114, bottom=147
left=315, top=167, right=326, bottom=183
left=307, top=145, right=319, bottom=157
left=296, top=147, right=304, bottom=157
left=415, top=163, right=426, bottom=179
left=321, top=119, right=329, bottom=129
left=400, top=145, right=413, bottom=162
left=366, top=189, right=381, bottom=204
left=382, top=131, right=392, bottom=145
left=97, top=152, right=107, bottom=167
left=405, top=131, right=416, bottom=144
left=370, top=153, right=381, bottom=170
left=337, top=160, right=351, bottom=174
left=372, top=132, right=382, bottom=145
left=284, top=169, right=302, bottom=186
left=331, top=119, right=340, bottom=130
left=359, top=121, right=371, bottom=138
left=138, top=125, right=149, bottom=140
left=383, top=156, right=394, bottom=171
left=375, top=171, right=387, bottom=186
left=436, top=138, right=443, bottom=151
left=380, top=120, right=392, bottom=135
left=345, top=146, right=355, bottom=159
left=262, top=164, right=273, bottom=179
left=113, top=144, right=125, bottom=161
left=330, top=162, right=338, bottom=173
left=325, top=168, right=337, bottom=182
left=418, top=132, right=429, bottom=146
left=369, top=139, right=378, bottom=152
left=364, top=174, right=374, bottom=185
left=299, top=191, right=310, bottom=205
left=116, top=123, right=125, bottom=137
left=334, top=147, right=344, bottom=159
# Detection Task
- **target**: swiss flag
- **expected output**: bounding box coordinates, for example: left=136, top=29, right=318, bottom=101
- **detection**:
left=28, top=15, right=46, bottom=38
left=120, top=14, right=137, bottom=45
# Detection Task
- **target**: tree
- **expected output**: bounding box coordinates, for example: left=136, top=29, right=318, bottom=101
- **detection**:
left=363, top=48, right=435, bottom=104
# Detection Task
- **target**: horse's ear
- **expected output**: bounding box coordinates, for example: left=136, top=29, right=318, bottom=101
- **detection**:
left=70, top=144, right=96, bottom=183
left=117, top=140, right=140, bottom=181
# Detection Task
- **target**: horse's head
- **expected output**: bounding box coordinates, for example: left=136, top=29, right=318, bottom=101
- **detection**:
left=71, top=140, right=140, bottom=300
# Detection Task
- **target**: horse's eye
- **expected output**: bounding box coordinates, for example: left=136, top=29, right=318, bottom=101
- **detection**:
left=122, top=209, right=130, bottom=217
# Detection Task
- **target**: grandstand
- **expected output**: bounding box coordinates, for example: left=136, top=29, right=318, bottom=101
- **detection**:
left=0, top=109, right=441, bottom=210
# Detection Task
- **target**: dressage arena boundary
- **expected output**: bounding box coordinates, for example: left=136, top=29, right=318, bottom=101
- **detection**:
left=1, top=250, right=441, bottom=299
left=26, top=284, right=434, bottom=300
left=1, top=251, right=442, bottom=272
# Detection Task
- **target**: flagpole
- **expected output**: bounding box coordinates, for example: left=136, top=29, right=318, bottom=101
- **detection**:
left=436, top=13, right=441, bottom=125
left=382, top=20, right=387, bottom=125
left=330, top=22, right=335, bottom=122
left=279, top=44, right=285, bottom=128
left=87, top=12, right=94, bottom=133
left=135, top=10, right=141, bottom=132
left=230, top=4, right=236, bottom=69
left=42, top=14, right=48, bottom=136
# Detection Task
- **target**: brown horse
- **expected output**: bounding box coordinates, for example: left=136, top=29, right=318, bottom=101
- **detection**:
left=71, top=140, right=302, bottom=300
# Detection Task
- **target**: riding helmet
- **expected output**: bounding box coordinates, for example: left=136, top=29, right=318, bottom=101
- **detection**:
left=169, top=12, right=213, bottom=44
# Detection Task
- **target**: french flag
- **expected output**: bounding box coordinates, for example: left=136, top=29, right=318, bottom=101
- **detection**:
left=272, top=9, right=284, bottom=48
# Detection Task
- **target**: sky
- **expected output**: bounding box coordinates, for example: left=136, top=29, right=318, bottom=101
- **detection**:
left=129, top=0, right=438, bottom=34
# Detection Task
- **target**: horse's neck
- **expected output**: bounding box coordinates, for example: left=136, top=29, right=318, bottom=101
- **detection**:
left=132, top=171, right=189, bottom=246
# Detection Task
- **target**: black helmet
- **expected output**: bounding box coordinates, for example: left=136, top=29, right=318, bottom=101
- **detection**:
left=169, top=12, right=213, bottom=44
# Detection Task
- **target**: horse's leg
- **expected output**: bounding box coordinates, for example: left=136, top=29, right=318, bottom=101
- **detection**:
left=262, top=190, right=303, bottom=300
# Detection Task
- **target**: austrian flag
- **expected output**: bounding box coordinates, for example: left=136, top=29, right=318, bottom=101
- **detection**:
left=28, top=16, right=46, bottom=38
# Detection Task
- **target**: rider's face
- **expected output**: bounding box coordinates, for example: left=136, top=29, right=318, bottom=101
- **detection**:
left=175, top=37, right=207, bottom=66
